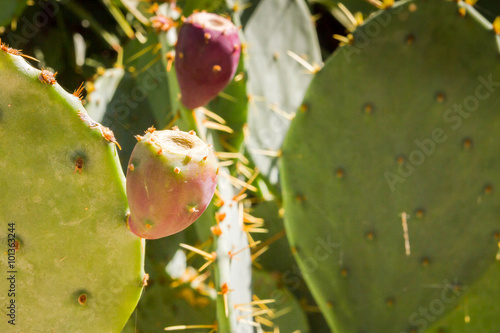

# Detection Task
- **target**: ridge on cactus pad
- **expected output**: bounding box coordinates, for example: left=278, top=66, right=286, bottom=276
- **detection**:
left=126, top=127, right=218, bottom=239
left=175, top=12, right=241, bottom=109
left=281, top=1, right=500, bottom=332
left=0, top=47, right=145, bottom=332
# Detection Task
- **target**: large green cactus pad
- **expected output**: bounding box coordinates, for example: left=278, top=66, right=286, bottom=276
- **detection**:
left=0, top=50, right=144, bottom=332
left=281, top=1, right=500, bottom=332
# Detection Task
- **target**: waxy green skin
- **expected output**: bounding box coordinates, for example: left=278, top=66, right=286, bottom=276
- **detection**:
left=281, top=1, right=500, bottom=332
left=0, top=49, right=144, bottom=333
left=126, top=130, right=218, bottom=239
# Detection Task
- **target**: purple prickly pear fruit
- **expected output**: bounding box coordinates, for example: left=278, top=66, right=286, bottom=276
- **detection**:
left=175, top=12, right=241, bottom=109
left=126, top=127, right=218, bottom=239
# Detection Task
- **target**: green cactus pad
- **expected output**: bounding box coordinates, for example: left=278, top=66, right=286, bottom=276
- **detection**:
left=0, top=49, right=144, bottom=332
left=243, top=0, right=321, bottom=185
left=281, top=1, right=500, bottom=332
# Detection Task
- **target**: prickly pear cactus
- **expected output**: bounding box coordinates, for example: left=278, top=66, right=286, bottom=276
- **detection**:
left=281, top=1, right=500, bottom=332
left=243, top=0, right=321, bottom=185
left=126, top=127, right=218, bottom=239
left=0, top=47, right=145, bottom=331
left=175, top=12, right=241, bottom=109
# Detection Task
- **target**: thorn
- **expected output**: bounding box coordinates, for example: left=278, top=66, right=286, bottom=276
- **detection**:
left=286, top=50, right=321, bottom=74
left=269, top=103, right=295, bottom=121
left=73, top=82, right=85, bottom=100
left=364, top=0, right=384, bottom=9
left=233, top=168, right=260, bottom=200
left=338, top=3, right=358, bottom=29
left=166, top=51, right=175, bottom=72
left=214, top=151, right=249, bottom=164
left=229, top=240, right=261, bottom=259
left=164, top=324, right=217, bottom=331
left=251, top=149, right=282, bottom=157
left=233, top=193, right=248, bottom=202
left=202, top=119, right=234, bottom=133
left=220, top=173, right=258, bottom=192
left=199, top=107, right=227, bottom=124
left=218, top=283, right=234, bottom=317
left=400, top=212, right=411, bottom=256
left=333, top=34, right=353, bottom=46
left=179, top=243, right=216, bottom=272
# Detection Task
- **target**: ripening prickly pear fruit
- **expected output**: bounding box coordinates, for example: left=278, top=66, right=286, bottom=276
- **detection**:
left=126, top=127, right=218, bottom=239
left=175, top=12, right=241, bottom=109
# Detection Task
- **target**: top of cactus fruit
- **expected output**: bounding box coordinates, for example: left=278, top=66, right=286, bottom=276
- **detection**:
left=144, top=128, right=210, bottom=156
left=186, top=12, right=236, bottom=32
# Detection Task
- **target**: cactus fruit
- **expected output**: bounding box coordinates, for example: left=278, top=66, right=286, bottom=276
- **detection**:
left=175, top=12, right=241, bottom=109
left=281, top=1, right=500, bottom=332
left=126, top=127, right=218, bottom=239
left=0, top=46, right=144, bottom=332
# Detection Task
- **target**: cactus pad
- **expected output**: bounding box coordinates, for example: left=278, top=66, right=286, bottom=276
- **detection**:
left=281, top=1, right=500, bottom=332
left=0, top=49, right=144, bottom=332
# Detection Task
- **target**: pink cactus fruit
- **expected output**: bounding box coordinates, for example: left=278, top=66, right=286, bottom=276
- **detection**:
left=175, top=12, right=241, bottom=109
left=126, top=127, right=218, bottom=239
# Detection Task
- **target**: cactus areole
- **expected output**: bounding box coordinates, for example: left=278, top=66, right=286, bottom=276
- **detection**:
left=175, top=12, right=241, bottom=109
left=126, top=128, right=218, bottom=239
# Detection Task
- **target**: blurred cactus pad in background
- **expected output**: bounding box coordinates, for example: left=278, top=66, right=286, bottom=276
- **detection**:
left=1, top=0, right=500, bottom=332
